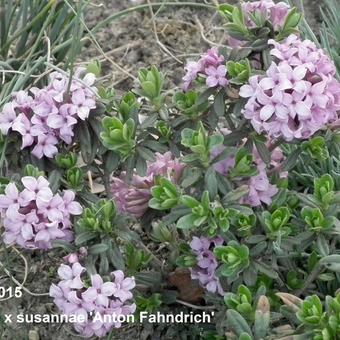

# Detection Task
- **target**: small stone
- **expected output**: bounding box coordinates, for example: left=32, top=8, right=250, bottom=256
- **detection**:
left=28, top=330, right=40, bottom=340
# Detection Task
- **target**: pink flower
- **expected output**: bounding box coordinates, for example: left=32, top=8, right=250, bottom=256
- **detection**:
left=57, top=263, right=85, bottom=289
left=12, top=114, right=42, bottom=149
left=0, top=103, right=16, bottom=134
left=82, top=274, right=116, bottom=307
left=206, top=65, right=228, bottom=88
left=241, top=0, right=290, bottom=31
left=32, top=134, right=58, bottom=158
left=0, top=183, right=27, bottom=208
left=183, top=61, right=202, bottom=91
left=211, top=145, right=236, bottom=176
left=200, top=47, right=225, bottom=68
left=20, top=176, right=53, bottom=201
left=243, top=169, right=278, bottom=206
left=146, top=151, right=185, bottom=182
left=62, top=190, right=83, bottom=215
left=111, top=176, right=152, bottom=218
left=111, top=270, right=135, bottom=302
left=183, top=47, right=228, bottom=90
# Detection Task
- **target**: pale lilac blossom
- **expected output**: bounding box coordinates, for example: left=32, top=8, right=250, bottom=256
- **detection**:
left=0, top=68, right=97, bottom=158
left=240, top=35, right=340, bottom=141
left=111, top=152, right=185, bottom=218
left=242, top=0, right=290, bottom=31
left=183, top=47, right=228, bottom=90
left=190, top=236, right=224, bottom=295
left=0, top=176, right=82, bottom=249
left=50, top=263, right=135, bottom=338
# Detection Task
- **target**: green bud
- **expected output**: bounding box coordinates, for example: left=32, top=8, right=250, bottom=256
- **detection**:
left=136, top=293, right=162, bottom=314
left=86, top=60, right=101, bottom=77
left=175, top=91, right=208, bottom=119
left=302, top=136, right=329, bottom=160
left=287, top=270, right=304, bottom=290
left=314, top=174, right=335, bottom=206
left=149, top=177, right=180, bottom=210
left=177, top=191, right=211, bottom=229
left=55, top=152, right=77, bottom=169
left=24, top=164, right=44, bottom=178
left=156, top=121, right=172, bottom=141
left=233, top=213, right=256, bottom=236
left=118, top=92, right=139, bottom=121
left=297, top=295, right=325, bottom=326
left=138, top=66, right=165, bottom=109
left=301, top=207, right=335, bottom=233
left=224, top=285, right=253, bottom=319
left=79, top=200, right=119, bottom=233
left=100, top=116, right=136, bottom=160
left=176, top=254, right=198, bottom=267
left=214, top=241, right=250, bottom=280
left=263, top=207, right=291, bottom=238
left=230, top=148, right=258, bottom=178
left=66, top=167, right=84, bottom=190
left=151, top=222, right=173, bottom=243
left=227, top=59, right=252, bottom=85
left=126, top=243, right=151, bottom=272
left=218, top=4, right=235, bottom=21
left=181, top=122, right=223, bottom=167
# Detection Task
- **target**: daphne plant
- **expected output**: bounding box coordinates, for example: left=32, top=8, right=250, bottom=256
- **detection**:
left=181, top=122, right=224, bottom=167
left=224, top=285, right=254, bottom=319
left=138, top=66, right=165, bottom=111
left=174, top=90, right=209, bottom=119
left=227, top=59, right=252, bottom=85
left=100, top=117, right=136, bottom=160
left=214, top=241, right=250, bottom=281
left=262, top=207, right=291, bottom=239
left=77, top=199, right=117, bottom=234
left=302, top=136, right=330, bottom=161
left=1, top=0, right=340, bottom=339
left=314, top=175, right=335, bottom=207
left=148, top=177, right=181, bottom=211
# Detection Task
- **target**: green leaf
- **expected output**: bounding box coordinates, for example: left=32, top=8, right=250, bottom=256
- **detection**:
left=75, top=231, right=97, bottom=246
left=176, top=214, right=197, bottom=229
left=226, top=309, right=253, bottom=337
left=254, top=261, right=278, bottom=279
left=213, top=89, right=226, bottom=116
left=205, top=167, right=218, bottom=199
left=253, top=137, right=271, bottom=164
left=89, top=243, right=109, bottom=255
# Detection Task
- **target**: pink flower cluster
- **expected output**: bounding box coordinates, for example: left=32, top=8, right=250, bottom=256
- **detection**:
left=240, top=35, right=340, bottom=141
left=242, top=0, right=290, bottom=31
left=228, top=0, right=290, bottom=48
left=0, top=68, right=97, bottom=158
left=190, top=236, right=224, bottom=295
left=183, top=47, right=228, bottom=91
left=112, top=152, right=184, bottom=218
left=50, top=263, right=136, bottom=338
left=0, top=176, right=82, bottom=249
